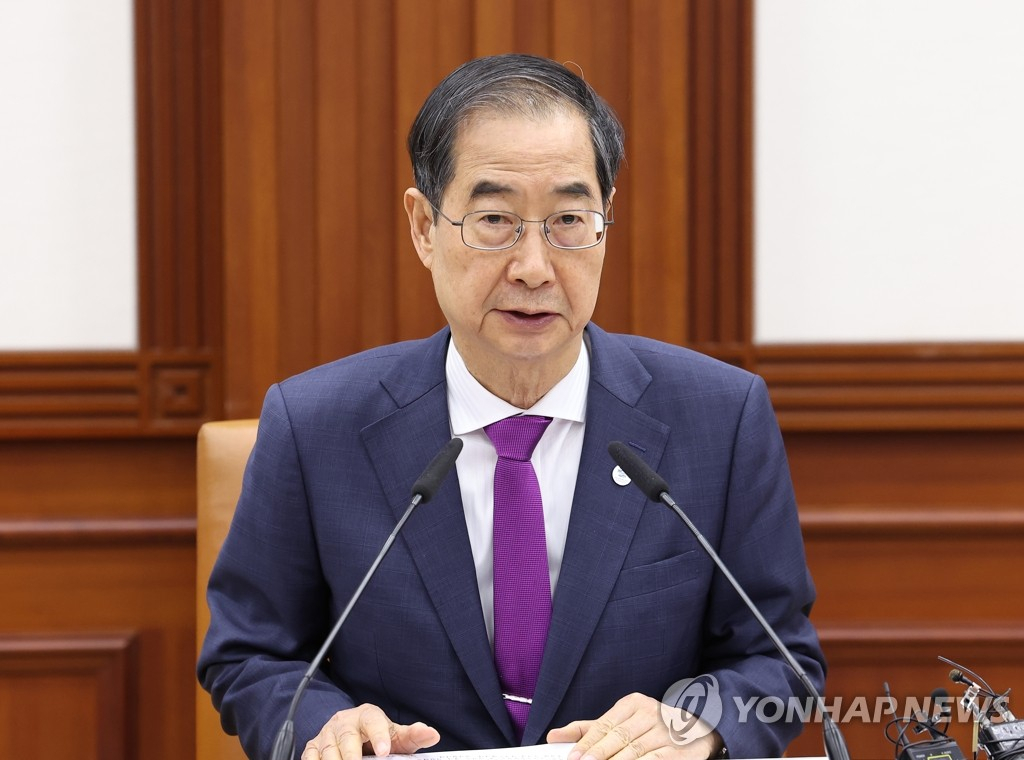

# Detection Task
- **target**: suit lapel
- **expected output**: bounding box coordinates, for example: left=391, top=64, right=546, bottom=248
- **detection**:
left=360, top=330, right=514, bottom=742
left=524, top=326, right=671, bottom=744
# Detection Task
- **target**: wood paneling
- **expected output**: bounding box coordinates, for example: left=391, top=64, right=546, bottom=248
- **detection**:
left=626, top=0, right=689, bottom=342
left=0, top=538, right=195, bottom=760
left=0, top=518, right=194, bottom=547
left=0, top=438, right=195, bottom=519
left=785, top=428, right=1024, bottom=757
left=0, top=633, right=137, bottom=759
left=759, top=343, right=1024, bottom=431
left=687, top=0, right=753, bottom=357
left=221, top=0, right=737, bottom=415
left=785, top=431, right=1024, bottom=507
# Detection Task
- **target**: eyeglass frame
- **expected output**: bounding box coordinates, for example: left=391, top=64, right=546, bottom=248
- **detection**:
left=428, top=202, right=615, bottom=251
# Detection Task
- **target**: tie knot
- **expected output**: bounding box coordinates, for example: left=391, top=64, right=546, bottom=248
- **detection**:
left=484, top=415, right=552, bottom=462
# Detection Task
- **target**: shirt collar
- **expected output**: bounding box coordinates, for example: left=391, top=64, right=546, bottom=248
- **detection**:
left=446, top=338, right=589, bottom=436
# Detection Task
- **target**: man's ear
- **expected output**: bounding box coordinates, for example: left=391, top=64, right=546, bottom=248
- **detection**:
left=404, top=188, right=435, bottom=268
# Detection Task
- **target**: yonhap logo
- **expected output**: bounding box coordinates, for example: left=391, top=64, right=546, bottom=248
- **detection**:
left=662, top=675, right=723, bottom=746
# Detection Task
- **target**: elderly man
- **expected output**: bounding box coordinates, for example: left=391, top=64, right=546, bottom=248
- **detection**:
left=199, top=53, right=825, bottom=760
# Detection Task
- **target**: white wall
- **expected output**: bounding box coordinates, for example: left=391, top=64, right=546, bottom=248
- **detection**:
left=0, top=2, right=137, bottom=350
left=755, top=0, right=1024, bottom=343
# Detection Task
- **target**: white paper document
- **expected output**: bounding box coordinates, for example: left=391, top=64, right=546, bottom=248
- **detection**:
left=381, top=744, right=824, bottom=760
left=383, top=744, right=574, bottom=760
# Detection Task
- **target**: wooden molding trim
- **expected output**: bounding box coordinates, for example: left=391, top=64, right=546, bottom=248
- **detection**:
left=0, top=350, right=220, bottom=438
left=757, top=343, right=1024, bottom=431
left=686, top=0, right=754, bottom=355
left=818, top=624, right=1024, bottom=647
left=816, top=624, right=1024, bottom=686
left=0, top=632, right=138, bottom=759
left=800, top=506, right=1024, bottom=538
left=0, top=518, right=196, bottom=548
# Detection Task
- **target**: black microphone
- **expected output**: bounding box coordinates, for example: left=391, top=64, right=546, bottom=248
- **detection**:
left=950, top=669, right=1003, bottom=702
left=912, top=688, right=952, bottom=741
left=950, top=669, right=986, bottom=691
left=883, top=681, right=910, bottom=754
left=926, top=687, right=953, bottom=737
left=269, top=437, right=464, bottom=760
left=607, top=441, right=851, bottom=760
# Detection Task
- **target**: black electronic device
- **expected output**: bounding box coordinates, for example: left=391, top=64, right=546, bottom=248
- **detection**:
left=941, top=658, right=1024, bottom=760
left=883, top=681, right=966, bottom=760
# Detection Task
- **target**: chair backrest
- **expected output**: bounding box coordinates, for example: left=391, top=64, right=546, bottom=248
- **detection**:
left=196, top=419, right=258, bottom=760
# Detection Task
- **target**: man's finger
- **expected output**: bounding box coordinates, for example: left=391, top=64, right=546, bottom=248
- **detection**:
left=548, top=720, right=592, bottom=743
left=356, top=706, right=396, bottom=757
left=390, top=722, right=441, bottom=754
left=571, top=696, right=660, bottom=760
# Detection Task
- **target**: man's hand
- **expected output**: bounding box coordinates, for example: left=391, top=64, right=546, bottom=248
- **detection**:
left=547, top=692, right=723, bottom=760
left=300, top=703, right=440, bottom=760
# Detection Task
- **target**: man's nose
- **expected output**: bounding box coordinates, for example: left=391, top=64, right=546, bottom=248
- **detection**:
left=507, top=223, right=556, bottom=287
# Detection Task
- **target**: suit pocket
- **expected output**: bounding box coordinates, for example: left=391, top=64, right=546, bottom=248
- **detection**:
left=583, top=550, right=707, bottom=668
left=608, top=550, right=702, bottom=601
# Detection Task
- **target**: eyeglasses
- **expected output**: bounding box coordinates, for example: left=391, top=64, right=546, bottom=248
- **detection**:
left=430, top=204, right=613, bottom=251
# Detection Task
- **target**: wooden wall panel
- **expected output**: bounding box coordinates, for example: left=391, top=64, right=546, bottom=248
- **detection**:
left=626, top=1, right=689, bottom=343
left=782, top=429, right=1024, bottom=756
left=0, top=633, right=136, bottom=760
left=760, top=344, right=1024, bottom=431
left=0, top=535, right=195, bottom=760
left=393, top=1, right=473, bottom=342
left=221, top=0, right=737, bottom=416
left=0, top=2, right=215, bottom=753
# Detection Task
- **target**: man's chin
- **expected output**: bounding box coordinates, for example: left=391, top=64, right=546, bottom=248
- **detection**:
left=492, top=333, right=581, bottom=367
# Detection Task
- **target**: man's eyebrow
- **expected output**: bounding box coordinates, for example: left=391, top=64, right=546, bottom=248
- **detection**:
left=468, top=180, right=514, bottom=200
left=467, top=180, right=597, bottom=201
left=554, top=181, right=596, bottom=200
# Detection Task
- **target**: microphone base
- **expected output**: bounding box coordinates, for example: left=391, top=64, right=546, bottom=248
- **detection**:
left=823, top=717, right=852, bottom=760
left=897, top=739, right=966, bottom=760
left=269, top=720, right=296, bottom=760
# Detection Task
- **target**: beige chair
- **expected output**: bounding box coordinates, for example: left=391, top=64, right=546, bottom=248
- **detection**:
left=196, top=419, right=259, bottom=760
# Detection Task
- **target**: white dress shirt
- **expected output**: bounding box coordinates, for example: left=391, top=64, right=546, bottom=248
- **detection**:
left=446, top=339, right=589, bottom=646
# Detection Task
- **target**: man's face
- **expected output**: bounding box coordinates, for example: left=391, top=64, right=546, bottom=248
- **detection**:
left=406, top=109, right=610, bottom=387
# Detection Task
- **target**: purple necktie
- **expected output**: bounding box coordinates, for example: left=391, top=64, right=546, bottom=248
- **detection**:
left=485, top=414, right=553, bottom=742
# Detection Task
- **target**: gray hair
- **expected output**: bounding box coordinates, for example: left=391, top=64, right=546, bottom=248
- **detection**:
left=407, top=53, right=624, bottom=211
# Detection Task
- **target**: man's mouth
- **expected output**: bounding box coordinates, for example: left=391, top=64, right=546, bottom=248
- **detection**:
left=497, top=309, right=558, bottom=327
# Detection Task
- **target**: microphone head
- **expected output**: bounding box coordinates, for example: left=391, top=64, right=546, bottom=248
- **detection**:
left=411, top=437, right=464, bottom=503
left=950, top=669, right=966, bottom=685
left=931, top=687, right=951, bottom=719
left=608, top=441, right=670, bottom=501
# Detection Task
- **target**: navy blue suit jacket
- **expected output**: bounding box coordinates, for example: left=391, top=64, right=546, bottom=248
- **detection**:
left=199, top=324, right=825, bottom=759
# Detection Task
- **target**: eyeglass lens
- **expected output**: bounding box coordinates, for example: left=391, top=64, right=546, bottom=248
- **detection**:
left=462, top=211, right=605, bottom=250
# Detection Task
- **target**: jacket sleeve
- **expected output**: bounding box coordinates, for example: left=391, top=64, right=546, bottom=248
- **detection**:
left=696, top=375, right=826, bottom=759
left=197, top=384, right=354, bottom=758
